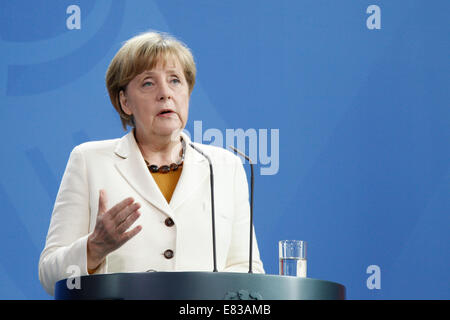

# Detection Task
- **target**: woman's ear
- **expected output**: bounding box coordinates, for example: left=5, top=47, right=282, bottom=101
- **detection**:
left=119, top=90, right=132, bottom=115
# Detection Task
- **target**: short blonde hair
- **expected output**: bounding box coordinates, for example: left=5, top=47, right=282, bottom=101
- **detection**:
left=106, top=31, right=196, bottom=130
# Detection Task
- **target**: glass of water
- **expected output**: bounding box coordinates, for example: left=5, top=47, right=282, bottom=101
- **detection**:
left=279, top=240, right=307, bottom=277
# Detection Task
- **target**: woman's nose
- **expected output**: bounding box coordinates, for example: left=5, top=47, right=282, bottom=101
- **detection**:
left=157, top=82, right=172, bottom=100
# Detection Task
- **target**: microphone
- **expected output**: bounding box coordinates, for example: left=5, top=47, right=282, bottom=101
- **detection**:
left=189, top=143, right=218, bottom=272
left=228, top=146, right=255, bottom=274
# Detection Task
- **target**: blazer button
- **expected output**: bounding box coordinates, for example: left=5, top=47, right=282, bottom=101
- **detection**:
left=164, top=249, right=174, bottom=259
left=165, top=217, right=175, bottom=227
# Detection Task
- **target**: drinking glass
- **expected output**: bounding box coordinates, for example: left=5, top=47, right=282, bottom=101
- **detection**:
left=279, top=240, right=307, bottom=277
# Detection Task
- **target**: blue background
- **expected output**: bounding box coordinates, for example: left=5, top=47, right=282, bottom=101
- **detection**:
left=0, top=0, right=448, bottom=299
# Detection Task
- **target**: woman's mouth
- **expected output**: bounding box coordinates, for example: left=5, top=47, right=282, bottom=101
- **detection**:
left=157, top=109, right=176, bottom=117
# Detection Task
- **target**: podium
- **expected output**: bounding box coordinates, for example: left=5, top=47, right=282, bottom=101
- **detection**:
left=55, top=272, right=345, bottom=300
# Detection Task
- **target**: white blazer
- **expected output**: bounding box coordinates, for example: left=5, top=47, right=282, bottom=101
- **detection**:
left=38, top=131, right=264, bottom=296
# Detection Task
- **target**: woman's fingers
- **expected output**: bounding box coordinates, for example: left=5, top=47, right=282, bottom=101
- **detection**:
left=116, top=210, right=141, bottom=234
left=114, top=202, right=141, bottom=225
left=93, top=193, right=143, bottom=255
left=119, top=225, right=143, bottom=245
left=97, top=189, right=109, bottom=215
left=106, top=197, right=135, bottom=218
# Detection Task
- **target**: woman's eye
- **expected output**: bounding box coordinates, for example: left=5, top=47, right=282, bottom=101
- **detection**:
left=171, top=78, right=181, bottom=84
left=143, top=81, right=153, bottom=87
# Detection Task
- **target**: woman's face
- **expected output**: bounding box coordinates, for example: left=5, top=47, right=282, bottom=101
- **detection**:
left=119, top=57, right=190, bottom=140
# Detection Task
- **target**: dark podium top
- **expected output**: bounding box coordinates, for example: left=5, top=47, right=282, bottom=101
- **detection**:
left=55, top=272, right=345, bottom=300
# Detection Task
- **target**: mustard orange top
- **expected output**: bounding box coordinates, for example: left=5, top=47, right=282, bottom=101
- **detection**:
left=151, top=167, right=183, bottom=203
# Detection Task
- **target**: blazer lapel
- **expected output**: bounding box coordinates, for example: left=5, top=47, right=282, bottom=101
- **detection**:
left=169, top=132, right=209, bottom=211
left=114, top=131, right=172, bottom=216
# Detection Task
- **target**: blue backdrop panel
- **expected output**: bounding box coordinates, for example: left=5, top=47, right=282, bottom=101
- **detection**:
left=0, top=0, right=448, bottom=299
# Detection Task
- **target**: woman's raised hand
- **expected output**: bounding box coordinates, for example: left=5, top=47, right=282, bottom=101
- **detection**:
left=87, top=190, right=142, bottom=271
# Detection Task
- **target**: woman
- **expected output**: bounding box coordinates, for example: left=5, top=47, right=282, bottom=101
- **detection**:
left=38, top=31, right=264, bottom=296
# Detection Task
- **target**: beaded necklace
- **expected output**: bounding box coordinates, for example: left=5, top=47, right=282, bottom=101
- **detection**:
left=144, top=137, right=186, bottom=173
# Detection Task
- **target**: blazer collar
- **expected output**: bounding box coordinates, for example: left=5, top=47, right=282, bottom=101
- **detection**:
left=169, top=132, right=209, bottom=211
left=113, top=130, right=208, bottom=216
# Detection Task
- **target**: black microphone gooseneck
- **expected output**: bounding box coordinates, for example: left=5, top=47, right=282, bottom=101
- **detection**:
left=228, top=146, right=254, bottom=274
left=189, top=143, right=218, bottom=272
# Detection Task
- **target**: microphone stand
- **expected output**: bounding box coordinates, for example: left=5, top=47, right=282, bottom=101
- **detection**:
left=228, top=146, right=254, bottom=274
left=189, top=143, right=218, bottom=272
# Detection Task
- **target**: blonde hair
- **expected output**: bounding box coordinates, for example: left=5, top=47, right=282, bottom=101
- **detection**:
left=106, top=31, right=196, bottom=130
